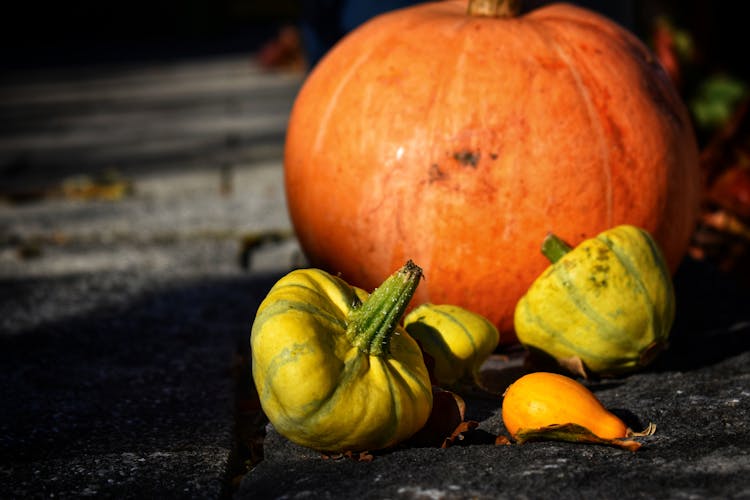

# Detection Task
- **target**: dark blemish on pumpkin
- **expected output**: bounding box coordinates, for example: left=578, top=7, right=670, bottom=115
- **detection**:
left=453, top=150, right=480, bottom=168
left=428, top=164, right=448, bottom=183
left=597, top=248, right=609, bottom=260
left=490, top=153, right=498, bottom=160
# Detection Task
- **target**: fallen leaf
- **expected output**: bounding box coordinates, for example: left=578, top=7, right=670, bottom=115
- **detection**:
left=320, top=451, right=374, bottom=462
left=406, top=387, right=479, bottom=448
left=513, top=423, right=652, bottom=452
left=523, top=346, right=590, bottom=379
left=60, top=169, right=133, bottom=201
left=494, top=435, right=511, bottom=446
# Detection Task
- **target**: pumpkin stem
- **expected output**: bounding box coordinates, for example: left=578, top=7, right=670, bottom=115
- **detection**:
left=346, top=260, right=423, bottom=356
left=541, top=233, right=573, bottom=264
left=467, top=0, right=521, bottom=17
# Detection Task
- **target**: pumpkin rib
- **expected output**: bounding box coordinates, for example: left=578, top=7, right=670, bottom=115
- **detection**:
left=386, top=355, right=436, bottom=439
left=258, top=342, right=320, bottom=415
left=414, top=12, right=472, bottom=278
left=285, top=269, right=368, bottom=316
left=531, top=13, right=623, bottom=39
left=640, top=229, right=676, bottom=325
left=267, top=270, right=354, bottom=312
left=517, top=292, right=616, bottom=365
left=432, top=306, right=479, bottom=352
left=527, top=18, right=614, bottom=227
left=311, top=42, right=377, bottom=154
left=257, top=341, right=344, bottom=432
left=279, top=337, right=429, bottom=451
left=390, top=355, right=434, bottom=403
left=302, top=268, right=364, bottom=313
left=640, top=228, right=672, bottom=285
left=407, top=321, right=455, bottom=367
left=378, top=359, right=410, bottom=448
left=300, top=351, right=372, bottom=443
left=549, top=252, right=640, bottom=353
left=253, top=298, right=346, bottom=335
left=596, top=230, right=661, bottom=346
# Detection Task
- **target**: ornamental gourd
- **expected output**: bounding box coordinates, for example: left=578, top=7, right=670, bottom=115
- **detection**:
left=514, top=225, right=675, bottom=376
left=251, top=261, right=433, bottom=453
left=404, top=304, right=499, bottom=387
left=502, top=372, right=655, bottom=450
left=502, top=372, right=630, bottom=440
left=284, top=0, right=700, bottom=343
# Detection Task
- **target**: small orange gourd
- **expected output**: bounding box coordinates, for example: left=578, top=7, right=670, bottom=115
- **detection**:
left=502, top=372, right=652, bottom=445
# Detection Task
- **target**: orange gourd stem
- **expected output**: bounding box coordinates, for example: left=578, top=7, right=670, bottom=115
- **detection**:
left=468, top=0, right=521, bottom=17
left=541, top=233, right=573, bottom=263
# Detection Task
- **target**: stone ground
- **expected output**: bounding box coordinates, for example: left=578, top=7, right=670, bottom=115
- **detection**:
left=1, top=52, right=749, bottom=499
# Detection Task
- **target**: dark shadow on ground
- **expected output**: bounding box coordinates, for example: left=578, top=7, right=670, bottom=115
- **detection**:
left=0, top=269, right=284, bottom=498
left=651, top=256, right=750, bottom=372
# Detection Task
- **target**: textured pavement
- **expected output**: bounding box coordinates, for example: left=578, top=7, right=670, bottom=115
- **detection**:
left=1, top=53, right=749, bottom=499
left=0, top=54, right=302, bottom=498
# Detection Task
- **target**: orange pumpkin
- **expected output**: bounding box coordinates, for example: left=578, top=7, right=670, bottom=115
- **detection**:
left=284, top=0, right=701, bottom=342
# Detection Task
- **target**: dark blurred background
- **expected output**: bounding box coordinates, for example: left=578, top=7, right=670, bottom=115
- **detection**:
left=1, top=1, right=747, bottom=78
left=3, top=0, right=748, bottom=138
left=1, top=1, right=301, bottom=69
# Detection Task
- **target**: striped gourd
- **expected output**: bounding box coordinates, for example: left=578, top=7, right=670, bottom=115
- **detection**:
left=514, top=225, right=675, bottom=376
left=404, top=304, right=499, bottom=387
left=251, top=261, right=433, bottom=453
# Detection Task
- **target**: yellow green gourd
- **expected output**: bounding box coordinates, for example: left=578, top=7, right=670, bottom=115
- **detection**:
left=404, top=304, right=499, bottom=387
left=251, top=261, right=433, bottom=453
left=514, top=225, right=675, bottom=376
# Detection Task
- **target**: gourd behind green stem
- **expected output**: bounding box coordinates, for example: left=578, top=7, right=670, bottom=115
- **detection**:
left=404, top=304, right=499, bottom=388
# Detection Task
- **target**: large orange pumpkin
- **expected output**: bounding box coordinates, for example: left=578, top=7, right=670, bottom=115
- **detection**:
left=284, top=0, right=701, bottom=342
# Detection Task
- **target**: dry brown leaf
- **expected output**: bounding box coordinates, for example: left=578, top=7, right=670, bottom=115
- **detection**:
left=513, top=423, right=652, bottom=452
left=556, top=356, right=590, bottom=379
left=494, top=435, right=511, bottom=446
left=406, top=387, right=479, bottom=448
left=320, top=451, right=374, bottom=462
left=60, top=170, right=133, bottom=201
left=441, top=420, right=479, bottom=449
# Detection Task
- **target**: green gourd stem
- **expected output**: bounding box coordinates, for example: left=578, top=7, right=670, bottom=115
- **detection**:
left=468, top=0, right=521, bottom=17
left=542, top=233, right=573, bottom=264
left=346, top=260, right=423, bottom=356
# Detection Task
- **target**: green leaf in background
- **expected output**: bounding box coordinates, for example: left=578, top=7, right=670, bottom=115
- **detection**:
left=691, top=74, right=747, bottom=131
